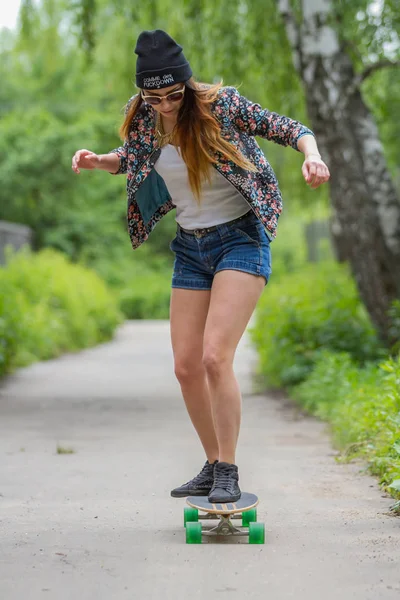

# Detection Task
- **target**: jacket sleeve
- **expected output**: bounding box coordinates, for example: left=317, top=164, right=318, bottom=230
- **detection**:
left=226, top=87, right=314, bottom=150
left=108, top=142, right=128, bottom=175
left=108, top=95, right=138, bottom=175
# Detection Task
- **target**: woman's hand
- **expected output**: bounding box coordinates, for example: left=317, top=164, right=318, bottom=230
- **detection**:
left=71, top=149, right=100, bottom=174
left=302, top=155, right=330, bottom=189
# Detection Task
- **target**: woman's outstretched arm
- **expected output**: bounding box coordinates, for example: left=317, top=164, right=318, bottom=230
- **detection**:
left=222, top=87, right=329, bottom=189
left=224, top=87, right=314, bottom=150
left=71, top=149, right=121, bottom=174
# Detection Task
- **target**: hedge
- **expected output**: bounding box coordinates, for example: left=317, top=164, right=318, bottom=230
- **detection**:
left=0, top=248, right=122, bottom=376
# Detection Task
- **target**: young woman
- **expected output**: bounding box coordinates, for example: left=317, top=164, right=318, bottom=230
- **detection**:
left=72, top=29, right=330, bottom=503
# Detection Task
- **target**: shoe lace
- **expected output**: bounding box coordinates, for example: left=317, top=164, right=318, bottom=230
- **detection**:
left=213, top=465, right=234, bottom=489
left=185, top=463, right=211, bottom=486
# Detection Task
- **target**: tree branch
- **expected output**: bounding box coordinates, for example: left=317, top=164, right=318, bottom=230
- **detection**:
left=342, top=59, right=400, bottom=106
left=359, top=59, right=400, bottom=84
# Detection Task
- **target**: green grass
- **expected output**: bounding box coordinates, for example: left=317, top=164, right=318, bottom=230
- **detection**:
left=293, top=351, right=400, bottom=509
left=56, top=445, right=75, bottom=455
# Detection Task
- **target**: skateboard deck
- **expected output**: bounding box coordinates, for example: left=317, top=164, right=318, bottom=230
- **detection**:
left=187, top=492, right=258, bottom=514
left=184, top=492, right=264, bottom=544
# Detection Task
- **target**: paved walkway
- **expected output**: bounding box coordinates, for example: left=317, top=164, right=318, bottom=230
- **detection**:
left=0, top=321, right=398, bottom=599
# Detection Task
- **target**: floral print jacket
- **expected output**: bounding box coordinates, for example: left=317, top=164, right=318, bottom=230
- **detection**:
left=109, top=86, right=314, bottom=249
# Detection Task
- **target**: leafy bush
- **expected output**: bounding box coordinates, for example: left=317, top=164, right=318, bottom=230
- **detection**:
left=119, top=273, right=171, bottom=319
left=293, top=351, right=400, bottom=502
left=250, top=262, right=384, bottom=387
left=388, top=300, right=400, bottom=354
left=93, top=243, right=173, bottom=289
left=0, top=248, right=122, bottom=376
left=0, top=277, right=19, bottom=376
left=251, top=258, right=400, bottom=506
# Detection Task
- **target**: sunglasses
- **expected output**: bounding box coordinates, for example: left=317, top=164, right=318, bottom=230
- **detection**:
left=141, top=85, right=185, bottom=106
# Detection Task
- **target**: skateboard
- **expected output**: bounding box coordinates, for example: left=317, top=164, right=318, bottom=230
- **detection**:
left=184, top=492, right=265, bottom=544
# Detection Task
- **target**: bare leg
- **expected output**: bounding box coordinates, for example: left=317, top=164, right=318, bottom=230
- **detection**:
left=203, top=271, right=266, bottom=465
left=170, top=288, right=219, bottom=462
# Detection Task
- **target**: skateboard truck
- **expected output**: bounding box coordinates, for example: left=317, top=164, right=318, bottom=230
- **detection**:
left=184, top=493, right=265, bottom=544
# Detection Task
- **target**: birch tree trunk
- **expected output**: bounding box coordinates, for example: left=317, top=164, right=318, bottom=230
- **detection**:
left=277, top=0, right=400, bottom=345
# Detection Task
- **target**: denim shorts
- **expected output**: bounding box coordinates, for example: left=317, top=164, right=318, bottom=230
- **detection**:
left=169, top=210, right=272, bottom=290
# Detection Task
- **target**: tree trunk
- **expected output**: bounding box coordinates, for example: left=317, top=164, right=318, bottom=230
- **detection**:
left=277, top=0, right=400, bottom=346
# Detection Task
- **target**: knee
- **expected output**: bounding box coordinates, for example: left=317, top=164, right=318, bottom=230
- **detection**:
left=202, top=347, right=230, bottom=377
left=174, top=356, right=204, bottom=383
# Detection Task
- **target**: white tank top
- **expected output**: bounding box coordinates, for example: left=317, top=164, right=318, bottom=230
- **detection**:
left=153, top=144, right=249, bottom=229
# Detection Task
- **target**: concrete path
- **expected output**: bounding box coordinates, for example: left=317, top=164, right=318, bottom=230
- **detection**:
left=0, top=321, right=398, bottom=600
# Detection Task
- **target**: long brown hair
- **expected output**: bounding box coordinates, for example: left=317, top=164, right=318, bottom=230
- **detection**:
left=119, top=78, right=257, bottom=202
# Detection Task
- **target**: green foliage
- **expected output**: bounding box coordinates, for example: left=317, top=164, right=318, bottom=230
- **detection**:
left=1, top=0, right=399, bottom=328
left=363, top=67, right=400, bottom=186
left=292, top=351, right=400, bottom=500
left=119, top=273, right=171, bottom=319
left=0, top=248, right=122, bottom=376
left=332, top=0, right=400, bottom=68
left=0, top=277, right=19, bottom=376
left=0, top=0, right=332, bottom=276
left=252, top=252, right=399, bottom=502
left=0, top=107, right=125, bottom=251
left=269, top=201, right=332, bottom=281
left=250, top=261, right=384, bottom=387
left=388, top=300, right=400, bottom=354
left=1, top=0, right=397, bottom=297
left=292, top=350, right=379, bottom=419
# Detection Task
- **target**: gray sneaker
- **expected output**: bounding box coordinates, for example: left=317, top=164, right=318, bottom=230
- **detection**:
left=208, top=461, right=241, bottom=503
left=170, top=460, right=218, bottom=498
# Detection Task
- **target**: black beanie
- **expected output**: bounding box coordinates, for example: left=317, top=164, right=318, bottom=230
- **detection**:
left=135, top=30, right=192, bottom=90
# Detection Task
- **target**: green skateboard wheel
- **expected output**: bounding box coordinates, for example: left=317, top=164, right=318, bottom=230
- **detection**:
left=242, top=508, right=257, bottom=527
left=184, top=507, right=199, bottom=527
left=249, top=521, right=265, bottom=544
left=186, top=521, right=202, bottom=544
